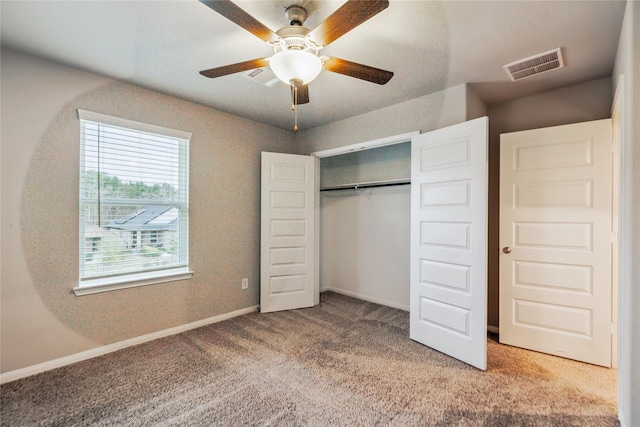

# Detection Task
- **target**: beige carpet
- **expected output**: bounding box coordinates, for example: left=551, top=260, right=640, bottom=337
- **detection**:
left=1, top=292, right=618, bottom=426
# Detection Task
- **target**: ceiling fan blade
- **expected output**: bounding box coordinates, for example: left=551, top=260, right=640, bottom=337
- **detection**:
left=291, top=84, right=310, bottom=105
left=199, top=0, right=279, bottom=44
left=323, top=57, right=393, bottom=85
left=199, top=58, right=269, bottom=78
left=309, top=0, right=389, bottom=47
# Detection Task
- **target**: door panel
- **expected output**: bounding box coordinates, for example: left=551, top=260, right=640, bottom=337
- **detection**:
left=499, top=119, right=612, bottom=367
left=410, top=117, right=488, bottom=370
left=261, top=152, right=317, bottom=313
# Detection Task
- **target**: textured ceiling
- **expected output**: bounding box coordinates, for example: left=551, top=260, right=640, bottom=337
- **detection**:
left=0, top=0, right=626, bottom=131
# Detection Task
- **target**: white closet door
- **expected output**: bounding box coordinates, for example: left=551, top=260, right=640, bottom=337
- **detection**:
left=410, top=117, right=488, bottom=370
left=260, top=152, right=317, bottom=313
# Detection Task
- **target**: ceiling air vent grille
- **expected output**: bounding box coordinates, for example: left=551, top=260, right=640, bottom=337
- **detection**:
left=503, top=48, right=564, bottom=82
left=241, top=67, right=280, bottom=87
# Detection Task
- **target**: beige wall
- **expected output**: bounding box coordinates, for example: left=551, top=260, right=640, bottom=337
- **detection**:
left=0, top=49, right=294, bottom=373
left=294, top=84, right=469, bottom=155
left=466, top=84, right=488, bottom=120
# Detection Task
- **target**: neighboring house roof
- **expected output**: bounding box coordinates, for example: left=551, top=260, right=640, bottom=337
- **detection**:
left=84, top=223, right=120, bottom=239
left=106, top=206, right=178, bottom=231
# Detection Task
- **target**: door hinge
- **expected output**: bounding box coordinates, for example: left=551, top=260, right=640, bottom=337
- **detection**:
left=611, top=322, right=618, bottom=335
left=611, top=232, right=618, bottom=244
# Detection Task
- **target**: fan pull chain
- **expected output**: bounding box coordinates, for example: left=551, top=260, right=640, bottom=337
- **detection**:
left=291, top=84, right=299, bottom=132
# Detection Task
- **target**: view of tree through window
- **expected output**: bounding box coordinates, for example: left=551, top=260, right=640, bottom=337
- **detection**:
left=81, top=172, right=180, bottom=274
left=78, top=110, right=190, bottom=288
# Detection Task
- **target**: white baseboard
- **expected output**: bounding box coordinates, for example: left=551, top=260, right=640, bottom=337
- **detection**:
left=0, top=305, right=259, bottom=385
left=322, top=287, right=410, bottom=312
left=619, top=410, right=627, bottom=427
left=487, top=325, right=499, bottom=334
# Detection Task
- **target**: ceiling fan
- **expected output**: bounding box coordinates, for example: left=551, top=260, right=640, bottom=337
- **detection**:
left=198, top=0, right=394, bottom=129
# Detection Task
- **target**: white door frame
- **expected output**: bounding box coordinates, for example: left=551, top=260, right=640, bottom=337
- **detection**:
left=612, top=74, right=628, bottom=423
left=611, top=77, right=623, bottom=371
left=310, top=132, right=420, bottom=159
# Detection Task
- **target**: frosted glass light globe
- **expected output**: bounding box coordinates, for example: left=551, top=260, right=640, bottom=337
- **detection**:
left=270, top=49, right=322, bottom=85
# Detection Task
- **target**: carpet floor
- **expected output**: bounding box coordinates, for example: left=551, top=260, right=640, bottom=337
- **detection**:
left=1, top=292, right=618, bottom=426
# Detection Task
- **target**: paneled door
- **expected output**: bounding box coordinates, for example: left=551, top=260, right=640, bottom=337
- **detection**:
left=410, top=117, right=488, bottom=370
left=260, top=152, right=318, bottom=313
left=499, top=119, right=613, bottom=367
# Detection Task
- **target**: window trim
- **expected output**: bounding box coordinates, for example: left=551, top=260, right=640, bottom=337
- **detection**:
left=72, top=267, right=193, bottom=296
left=77, top=109, right=192, bottom=141
left=76, top=109, right=192, bottom=296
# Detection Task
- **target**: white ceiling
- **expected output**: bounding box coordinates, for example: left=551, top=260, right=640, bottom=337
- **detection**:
left=0, top=0, right=626, bottom=131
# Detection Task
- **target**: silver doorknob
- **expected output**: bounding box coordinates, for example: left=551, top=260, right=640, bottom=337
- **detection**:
left=502, top=247, right=512, bottom=254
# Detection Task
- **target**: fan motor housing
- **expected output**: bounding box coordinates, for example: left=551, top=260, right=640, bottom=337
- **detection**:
left=274, top=26, right=321, bottom=55
left=285, top=5, right=308, bottom=26
left=276, top=26, right=311, bottom=40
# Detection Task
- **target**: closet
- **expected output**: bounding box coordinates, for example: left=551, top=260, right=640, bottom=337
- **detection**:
left=318, top=137, right=413, bottom=311
left=262, top=118, right=489, bottom=370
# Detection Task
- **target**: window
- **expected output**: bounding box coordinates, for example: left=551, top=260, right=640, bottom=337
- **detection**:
left=75, top=110, right=192, bottom=295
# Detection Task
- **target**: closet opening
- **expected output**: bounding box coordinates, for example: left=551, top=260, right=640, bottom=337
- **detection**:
left=313, top=131, right=418, bottom=311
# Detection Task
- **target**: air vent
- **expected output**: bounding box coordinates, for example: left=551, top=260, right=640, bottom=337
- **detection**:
left=241, top=67, right=280, bottom=87
left=503, top=48, right=564, bottom=82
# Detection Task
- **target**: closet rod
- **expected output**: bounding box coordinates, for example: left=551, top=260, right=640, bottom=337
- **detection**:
left=320, top=178, right=411, bottom=192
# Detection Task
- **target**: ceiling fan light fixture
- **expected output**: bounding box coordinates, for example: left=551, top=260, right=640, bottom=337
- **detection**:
left=198, top=0, right=395, bottom=131
left=269, top=49, right=323, bottom=85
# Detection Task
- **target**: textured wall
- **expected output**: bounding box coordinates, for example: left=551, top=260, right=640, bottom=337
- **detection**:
left=293, top=84, right=468, bottom=155
left=1, top=49, right=294, bottom=373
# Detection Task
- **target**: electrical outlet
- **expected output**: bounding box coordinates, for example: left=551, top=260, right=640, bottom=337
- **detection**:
left=241, top=278, right=249, bottom=290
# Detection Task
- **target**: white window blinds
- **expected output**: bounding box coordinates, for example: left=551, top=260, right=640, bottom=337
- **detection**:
left=77, top=110, right=191, bottom=292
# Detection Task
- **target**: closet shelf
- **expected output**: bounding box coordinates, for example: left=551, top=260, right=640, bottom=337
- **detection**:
left=320, top=178, right=411, bottom=192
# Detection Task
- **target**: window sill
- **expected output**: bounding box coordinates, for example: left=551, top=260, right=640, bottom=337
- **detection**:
left=73, top=268, right=193, bottom=296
